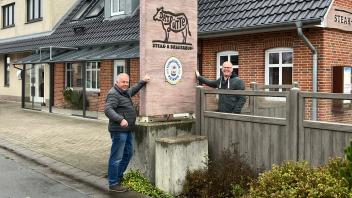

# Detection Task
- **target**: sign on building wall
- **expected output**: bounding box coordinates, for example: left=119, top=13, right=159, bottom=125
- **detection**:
left=140, top=0, right=197, bottom=116
left=326, top=6, right=352, bottom=32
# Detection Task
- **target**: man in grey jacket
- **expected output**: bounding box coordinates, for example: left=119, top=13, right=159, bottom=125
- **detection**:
left=104, top=73, right=150, bottom=193
left=196, top=61, right=246, bottom=113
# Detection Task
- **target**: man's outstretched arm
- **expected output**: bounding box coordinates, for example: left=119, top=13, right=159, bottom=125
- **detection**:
left=128, top=74, right=150, bottom=97
left=195, top=70, right=218, bottom=88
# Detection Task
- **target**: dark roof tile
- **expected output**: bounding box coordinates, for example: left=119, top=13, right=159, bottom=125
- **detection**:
left=199, top=0, right=332, bottom=33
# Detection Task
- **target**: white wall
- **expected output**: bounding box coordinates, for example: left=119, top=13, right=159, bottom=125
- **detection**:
left=0, top=0, right=78, bottom=39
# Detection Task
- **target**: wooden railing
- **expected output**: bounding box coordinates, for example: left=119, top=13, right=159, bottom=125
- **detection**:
left=195, top=85, right=352, bottom=171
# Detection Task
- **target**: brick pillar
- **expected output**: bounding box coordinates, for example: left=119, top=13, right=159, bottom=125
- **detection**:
left=54, top=63, right=65, bottom=107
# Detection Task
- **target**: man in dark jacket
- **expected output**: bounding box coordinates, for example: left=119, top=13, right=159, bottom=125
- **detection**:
left=104, top=73, right=150, bottom=193
left=196, top=61, right=246, bottom=113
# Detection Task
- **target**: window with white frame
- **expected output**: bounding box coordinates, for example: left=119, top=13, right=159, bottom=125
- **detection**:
left=111, top=0, right=125, bottom=16
left=265, top=48, right=293, bottom=91
left=217, top=51, right=239, bottom=79
left=65, top=63, right=73, bottom=88
left=113, top=60, right=126, bottom=84
left=3, top=3, right=14, bottom=28
left=27, top=0, right=42, bottom=22
left=86, top=62, right=100, bottom=91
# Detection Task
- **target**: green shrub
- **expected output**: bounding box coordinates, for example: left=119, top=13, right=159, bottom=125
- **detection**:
left=231, top=183, right=246, bottom=197
left=340, top=140, right=352, bottom=188
left=70, top=90, right=83, bottom=109
left=63, top=88, right=89, bottom=110
left=249, top=160, right=351, bottom=197
left=122, top=170, right=173, bottom=198
left=182, top=169, right=208, bottom=197
left=63, top=87, right=73, bottom=102
left=182, top=148, right=256, bottom=198
left=325, top=157, right=348, bottom=179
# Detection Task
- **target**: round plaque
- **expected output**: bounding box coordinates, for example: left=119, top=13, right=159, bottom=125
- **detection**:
left=164, top=57, right=182, bottom=85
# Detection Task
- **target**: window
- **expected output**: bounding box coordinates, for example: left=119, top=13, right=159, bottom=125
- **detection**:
left=343, top=67, right=352, bottom=96
left=72, top=1, right=90, bottom=21
left=3, top=3, right=14, bottom=28
left=111, top=0, right=125, bottom=16
left=333, top=66, right=352, bottom=110
left=216, top=51, right=239, bottom=78
left=65, top=63, right=73, bottom=88
left=86, top=0, right=104, bottom=18
left=65, top=63, right=83, bottom=87
left=86, top=62, right=100, bottom=91
left=27, top=0, right=42, bottom=22
left=113, top=60, right=126, bottom=84
left=265, top=48, right=293, bottom=91
left=4, top=55, right=10, bottom=86
left=72, top=0, right=104, bottom=21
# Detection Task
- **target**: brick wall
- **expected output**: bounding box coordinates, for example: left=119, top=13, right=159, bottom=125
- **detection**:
left=54, top=63, right=65, bottom=108
left=318, top=28, right=352, bottom=122
left=321, top=29, right=352, bottom=91
left=129, top=58, right=141, bottom=112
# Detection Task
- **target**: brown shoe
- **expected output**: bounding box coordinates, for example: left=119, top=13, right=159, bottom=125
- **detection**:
left=109, top=184, right=128, bottom=193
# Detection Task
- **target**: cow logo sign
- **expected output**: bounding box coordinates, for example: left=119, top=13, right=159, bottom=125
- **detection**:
left=152, top=7, right=193, bottom=51
left=164, top=57, right=182, bottom=85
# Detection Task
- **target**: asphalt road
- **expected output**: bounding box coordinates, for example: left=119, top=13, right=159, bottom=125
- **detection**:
left=0, top=146, right=146, bottom=198
left=0, top=152, right=89, bottom=198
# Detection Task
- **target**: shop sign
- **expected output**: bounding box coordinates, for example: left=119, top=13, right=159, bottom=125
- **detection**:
left=152, top=7, right=193, bottom=50
left=327, top=6, right=352, bottom=32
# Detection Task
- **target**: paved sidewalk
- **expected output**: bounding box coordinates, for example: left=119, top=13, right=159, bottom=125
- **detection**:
left=0, top=100, right=148, bottom=198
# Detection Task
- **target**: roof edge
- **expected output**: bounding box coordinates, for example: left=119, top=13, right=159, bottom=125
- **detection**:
left=321, top=0, right=335, bottom=28
left=0, top=39, right=139, bottom=55
left=198, top=19, right=323, bottom=38
left=0, top=31, right=52, bottom=44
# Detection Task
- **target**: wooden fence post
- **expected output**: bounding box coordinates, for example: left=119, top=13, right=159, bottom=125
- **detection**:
left=250, top=82, right=258, bottom=115
left=298, top=89, right=305, bottom=161
left=293, top=81, right=299, bottom=89
left=287, top=85, right=300, bottom=161
left=195, top=86, right=202, bottom=135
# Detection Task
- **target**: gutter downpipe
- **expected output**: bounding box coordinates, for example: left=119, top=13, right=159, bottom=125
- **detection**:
left=296, top=21, right=317, bottom=120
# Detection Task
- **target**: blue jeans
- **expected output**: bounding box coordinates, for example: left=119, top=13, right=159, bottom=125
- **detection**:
left=108, top=131, right=134, bottom=187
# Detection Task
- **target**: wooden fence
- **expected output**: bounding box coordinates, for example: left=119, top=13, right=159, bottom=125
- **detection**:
left=195, top=85, right=352, bottom=171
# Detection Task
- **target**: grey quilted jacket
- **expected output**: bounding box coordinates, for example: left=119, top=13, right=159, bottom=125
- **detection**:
left=104, top=80, right=147, bottom=132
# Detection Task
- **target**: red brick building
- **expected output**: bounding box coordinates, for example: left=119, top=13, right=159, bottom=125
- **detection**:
left=196, top=0, right=352, bottom=122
